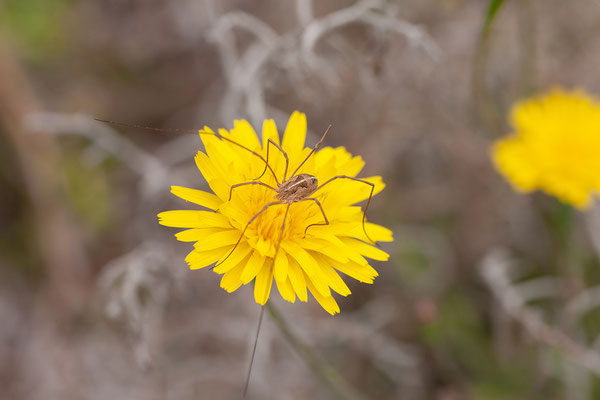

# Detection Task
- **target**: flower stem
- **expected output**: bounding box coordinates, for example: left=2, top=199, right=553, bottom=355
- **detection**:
left=265, top=303, right=367, bottom=400
left=243, top=305, right=265, bottom=398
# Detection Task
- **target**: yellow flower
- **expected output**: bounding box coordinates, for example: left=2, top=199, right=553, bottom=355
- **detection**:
left=492, top=88, right=600, bottom=209
left=158, top=111, right=392, bottom=314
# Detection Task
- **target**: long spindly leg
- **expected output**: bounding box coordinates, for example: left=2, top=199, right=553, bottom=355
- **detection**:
left=289, top=124, right=332, bottom=178
left=299, top=198, right=329, bottom=237
left=214, top=201, right=286, bottom=267
left=254, top=139, right=289, bottom=182
left=216, top=135, right=281, bottom=185
left=94, top=118, right=281, bottom=185
left=272, top=202, right=292, bottom=269
left=228, top=181, right=277, bottom=202
left=312, top=175, right=376, bottom=244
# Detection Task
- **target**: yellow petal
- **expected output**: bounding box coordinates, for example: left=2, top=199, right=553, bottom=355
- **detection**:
left=306, top=218, right=358, bottom=237
left=218, top=201, right=251, bottom=230
left=315, top=234, right=370, bottom=266
left=315, top=147, right=365, bottom=180
left=276, top=277, right=296, bottom=303
left=185, top=247, right=228, bottom=270
left=230, top=119, right=261, bottom=150
left=341, top=176, right=385, bottom=203
left=200, top=127, right=225, bottom=158
left=363, top=223, right=394, bottom=242
left=307, top=280, right=340, bottom=315
left=254, top=236, right=273, bottom=258
left=220, top=261, right=246, bottom=292
left=273, top=250, right=289, bottom=282
left=302, top=237, right=349, bottom=263
left=305, top=268, right=331, bottom=297
left=241, top=250, right=267, bottom=284
left=170, top=186, right=222, bottom=210
left=201, top=131, right=248, bottom=176
left=190, top=229, right=241, bottom=252
left=337, top=154, right=365, bottom=177
left=340, top=237, right=389, bottom=261
left=262, top=119, right=288, bottom=181
left=282, top=111, right=307, bottom=156
left=197, top=137, right=234, bottom=183
left=213, top=241, right=253, bottom=274
left=291, top=147, right=315, bottom=175
left=340, top=222, right=394, bottom=243
left=262, top=119, right=280, bottom=146
left=313, top=147, right=338, bottom=179
left=175, top=228, right=231, bottom=242
left=313, top=176, right=384, bottom=211
left=282, top=241, right=318, bottom=276
left=194, top=152, right=230, bottom=199
left=254, top=263, right=274, bottom=305
left=175, top=227, right=226, bottom=242
left=287, top=257, right=308, bottom=302
left=312, top=253, right=351, bottom=296
left=158, top=210, right=231, bottom=229
left=217, top=128, right=257, bottom=168
left=492, top=136, right=539, bottom=192
left=333, top=258, right=378, bottom=283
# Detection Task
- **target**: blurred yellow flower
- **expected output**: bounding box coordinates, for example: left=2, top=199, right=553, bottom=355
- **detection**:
left=158, top=111, right=392, bottom=314
left=492, top=88, right=600, bottom=209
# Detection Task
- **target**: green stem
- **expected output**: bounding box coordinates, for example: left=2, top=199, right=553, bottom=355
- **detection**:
left=472, top=0, right=507, bottom=136
left=265, top=303, right=367, bottom=400
left=516, top=0, right=537, bottom=96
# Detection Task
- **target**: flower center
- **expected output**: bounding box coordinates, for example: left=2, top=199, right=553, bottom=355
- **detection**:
left=255, top=204, right=291, bottom=243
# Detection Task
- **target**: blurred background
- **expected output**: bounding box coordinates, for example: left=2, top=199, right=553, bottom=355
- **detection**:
left=2, top=0, right=600, bottom=399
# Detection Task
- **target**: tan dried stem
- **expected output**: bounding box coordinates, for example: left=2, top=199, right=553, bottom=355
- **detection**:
left=482, top=250, right=600, bottom=376
left=0, top=38, right=91, bottom=316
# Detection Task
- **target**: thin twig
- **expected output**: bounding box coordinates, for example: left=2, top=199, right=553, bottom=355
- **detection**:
left=481, top=250, right=600, bottom=376
left=301, top=0, right=379, bottom=60
left=295, top=0, right=313, bottom=27
left=585, top=204, right=600, bottom=259
left=361, top=13, right=441, bottom=61
left=25, top=112, right=170, bottom=196
left=210, top=0, right=440, bottom=125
